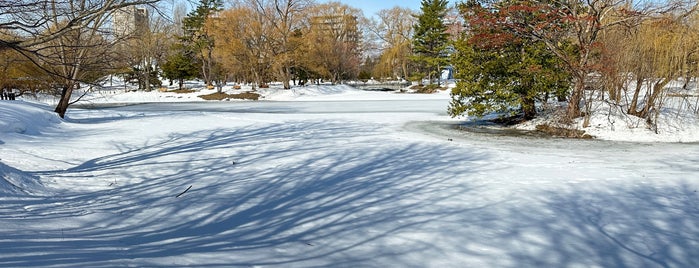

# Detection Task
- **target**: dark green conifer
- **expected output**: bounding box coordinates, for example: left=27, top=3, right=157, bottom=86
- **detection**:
left=412, top=0, right=450, bottom=86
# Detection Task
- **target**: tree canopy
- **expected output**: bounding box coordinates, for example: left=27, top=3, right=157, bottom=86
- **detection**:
left=449, top=0, right=571, bottom=120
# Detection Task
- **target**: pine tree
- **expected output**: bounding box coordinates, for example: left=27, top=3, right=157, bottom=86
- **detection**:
left=448, top=1, right=570, bottom=120
left=412, top=0, right=449, bottom=86
left=162, top=44, right=200, bottom=90
left=181, top=0, right=223, bottom=86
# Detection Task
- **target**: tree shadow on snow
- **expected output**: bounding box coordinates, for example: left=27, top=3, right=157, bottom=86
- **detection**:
left=0, top=120, right=489, bottom=267
left=3, top=118, right=697, bottom=267
left=464, top=183, right=699, bottom=268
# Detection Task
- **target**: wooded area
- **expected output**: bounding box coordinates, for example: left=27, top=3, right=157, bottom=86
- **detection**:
left=2, top=0, right=698, bottom=125
left=449, top=0, right=699, bottom=126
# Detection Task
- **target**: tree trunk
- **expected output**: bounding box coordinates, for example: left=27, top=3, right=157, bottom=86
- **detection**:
left=521, top=94, right=536, bottom=120
left=282, top=66, right=291, bottom=89
left=54, top=84, right=73, bottom=118
left=566, top=75, right=585, bottom=120
left=145, top=57, right=152, bottom=92
left=640, top=79, right=670, bottom=118
left=437, top=63, right=441, bottom=87
left=427, top=69, right=432, bottom=85
left=401, top=61, right=409, bottom=81
left=202, top=49, right=212, bottom=86
left=627, top=76, right=644, bottom=116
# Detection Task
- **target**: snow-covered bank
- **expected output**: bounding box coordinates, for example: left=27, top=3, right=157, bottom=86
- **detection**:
left=515, top=99, right=699, bottom=142
left=24, top=83, right=452, bottom=106
left=1, top=94, right=698, bottom=267
left=0, top=102, right=56, bottom=196
left=0, top=162, right=47, bottom=196
left=257, top=84, right=450, bottom=101
left=18, top=83, right=699, bottom=142
left=0, top=102, right=62, bottom=135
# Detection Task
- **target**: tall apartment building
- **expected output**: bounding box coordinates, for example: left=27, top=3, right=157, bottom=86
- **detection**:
left=310, top=13, right=359, bottom=44
left=113, top=6, right=149, bottom=38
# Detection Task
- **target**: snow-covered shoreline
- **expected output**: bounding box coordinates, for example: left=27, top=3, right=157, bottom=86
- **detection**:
left=16, top=82, right=699, bottom=143
left=2, top=85, right=698, bottom=267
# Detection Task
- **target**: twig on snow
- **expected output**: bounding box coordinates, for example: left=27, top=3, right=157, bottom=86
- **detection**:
left=176, top=185, right=192, bottom=198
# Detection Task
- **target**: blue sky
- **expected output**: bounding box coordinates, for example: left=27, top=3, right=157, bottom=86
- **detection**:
left=179, top=0, right=451, bottom=18
left=324, top=0, right=450, bottom=17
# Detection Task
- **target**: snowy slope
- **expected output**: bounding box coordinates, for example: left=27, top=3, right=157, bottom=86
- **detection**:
left=0, top=162, right=47, bottom=196
left=516, top=99, right=699, bottom=142
left=0, top=102, right=55, bottom=196
left=0, top=102, right=62, bottom=135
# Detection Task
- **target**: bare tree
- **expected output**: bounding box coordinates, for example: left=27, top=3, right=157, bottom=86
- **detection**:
left=1, top=1, right=158, bottom=54
left=117, top=10, right=174, bottom=92
left=304, top=2, right=363, bottom=84
left=369, top=7, right=416, bottom=80
left=242, top=0, right=311, bottom=89
left=0, top=0, right=160, bottom=118
left=208, top=6, right=274, bottom=88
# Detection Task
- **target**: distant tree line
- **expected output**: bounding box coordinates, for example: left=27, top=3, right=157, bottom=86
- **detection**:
left=167, top=0, right=416, bottom=90
left=3, top=0, right=699, bottom=125
left=0, top=0, right=448, bottom=117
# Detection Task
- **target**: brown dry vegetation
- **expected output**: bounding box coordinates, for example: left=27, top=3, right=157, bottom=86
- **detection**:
left=535, top=124, right=594, bottom=139
left=170, top=89, right=197, bottom=94
left=410, top=84, right=444, bottom=93
left=198, top=92, right=260, bottom=100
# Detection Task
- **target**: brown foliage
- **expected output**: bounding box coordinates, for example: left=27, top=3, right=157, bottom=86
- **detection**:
left=304, top=2, right=363, bottom=83
left=370, top=7, right=416, bottom=80
left=598, top=8, right=699, bottom=121
left=198, top=91, right=260, bottom=100
left=535, top=124, right=594, bottom=139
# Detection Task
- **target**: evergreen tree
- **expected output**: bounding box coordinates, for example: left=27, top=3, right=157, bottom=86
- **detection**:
left=181, top=0, right=223, bottom=86
left=448, top=0, right=571, bottom=120
left=162, top=44, right=200, bottom=90
left=412, top=0, right=449, bottom=86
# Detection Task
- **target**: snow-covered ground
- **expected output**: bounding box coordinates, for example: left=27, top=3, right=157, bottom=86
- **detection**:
left=1, top=85, right=698, bottom=267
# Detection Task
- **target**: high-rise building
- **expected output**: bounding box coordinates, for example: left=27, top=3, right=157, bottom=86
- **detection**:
left=113, top=6, right=148, bottom=38
left=310, top=13, right=359, bottom=44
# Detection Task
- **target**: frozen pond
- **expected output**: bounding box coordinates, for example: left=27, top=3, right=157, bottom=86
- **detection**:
left=73, top=99, right=451, bottom=114
left=2, top=98, right=698, bottom=267
left=73, top=100, right=698, bottom=151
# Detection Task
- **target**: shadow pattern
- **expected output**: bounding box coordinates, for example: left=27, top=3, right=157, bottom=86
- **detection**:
left=0, top=120, right=486, bottom=267
left=1, top=118, right=698, bottom=267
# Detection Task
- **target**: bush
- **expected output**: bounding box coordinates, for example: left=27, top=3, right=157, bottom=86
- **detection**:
left=198, top=92, right=260, bottom=100
left=170, top=89, right=196, bottom=94
left=410, top=84, right=443, bottom=94
left=535, top=124, right=593, bottom=139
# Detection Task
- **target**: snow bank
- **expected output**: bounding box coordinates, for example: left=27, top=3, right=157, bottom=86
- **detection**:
left=579, top=101, right=699, bottom=142
left=0, top=101, right=62, bottom=135
left=259, top=84, right=450, bottom=101
left=517, top=100, right=699, bottom=142
left=0, top=162, right=47, bottom=196
left=0, top=102, right=54, bottom=196
left=258, top=84, right=364, bottom=101
left=22, top=83, right=451, bottom=105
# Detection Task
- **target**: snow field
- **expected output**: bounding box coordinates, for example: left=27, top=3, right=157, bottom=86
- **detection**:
left=1, top=86, right=698, bottom=267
